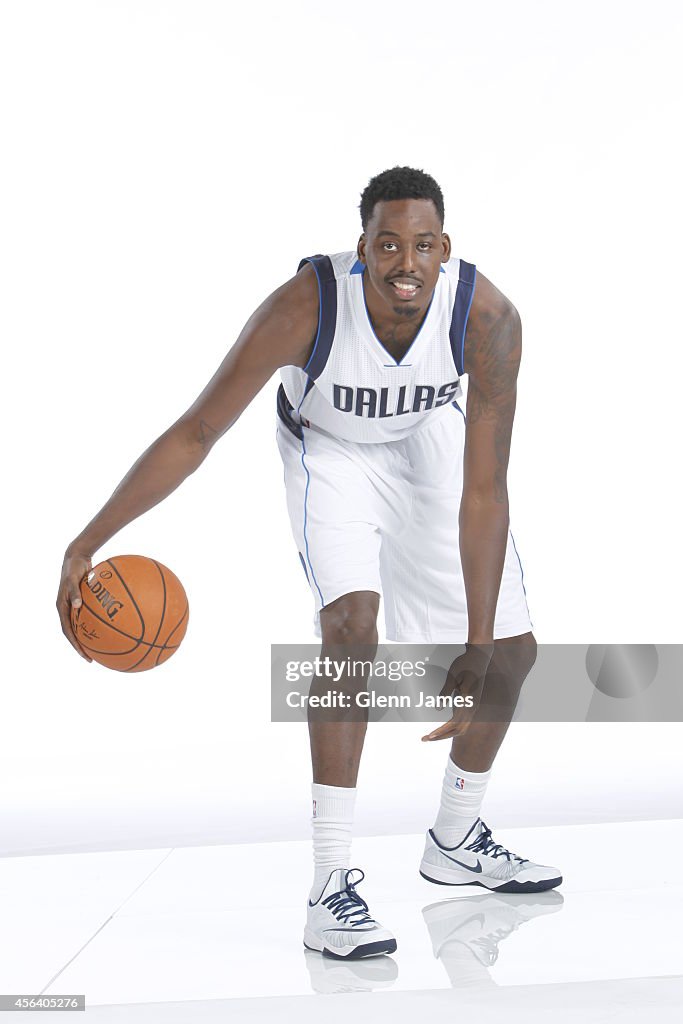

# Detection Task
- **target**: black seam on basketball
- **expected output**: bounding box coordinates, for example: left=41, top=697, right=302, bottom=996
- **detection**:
left=73, top=603, right=143, bottom=653
left=163, top=600, right=188, bottom=646
left=155, top=602, right=189, bottom=665
left=75, top=636, right=182, bottom=658
left=75, top=639, right=142, bottom=656
left=76, top=599, right=172, bottom=649
left=125, top=560, right=167, bottom=671
left=106, top=557, right=146, bottom=641
left=125, top=640, right=156, bottom=672
left=150, top=560, right=167, bottom=649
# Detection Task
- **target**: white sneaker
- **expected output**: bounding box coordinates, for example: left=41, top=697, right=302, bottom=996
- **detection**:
left=304, top=867, right=397, bottom=959
left=420, top=818, right=563, bottom=893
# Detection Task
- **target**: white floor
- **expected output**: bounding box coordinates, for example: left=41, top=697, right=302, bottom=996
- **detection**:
left=0, top=820, right=681, bottom=1022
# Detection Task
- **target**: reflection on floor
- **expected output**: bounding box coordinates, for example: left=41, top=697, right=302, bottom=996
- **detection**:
left=0, top=820, right=681, bottom=1022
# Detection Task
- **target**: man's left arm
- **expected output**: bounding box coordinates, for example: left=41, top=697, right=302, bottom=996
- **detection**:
left=460, top=272, right=522, bottom=644
left=419, top=273, right=522, bottom=742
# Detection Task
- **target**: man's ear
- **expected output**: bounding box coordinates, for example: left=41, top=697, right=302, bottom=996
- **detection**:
left=357, top=233, right=366, bottom=263
left=441, top=232, right=452, bottom=262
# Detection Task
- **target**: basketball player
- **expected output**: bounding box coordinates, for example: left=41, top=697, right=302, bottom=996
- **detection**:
left=57, top=166, right=562, bottom=962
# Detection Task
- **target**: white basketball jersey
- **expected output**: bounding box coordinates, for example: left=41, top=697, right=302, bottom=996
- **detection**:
left=278, top=250, right=476, bottom=444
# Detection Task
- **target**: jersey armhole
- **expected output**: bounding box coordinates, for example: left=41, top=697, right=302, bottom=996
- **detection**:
left=298, top=254, right=338, bottom=380
left=449, top=260, right=477, bottom=377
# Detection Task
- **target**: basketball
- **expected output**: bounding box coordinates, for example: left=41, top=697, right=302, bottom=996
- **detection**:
left=71, top=555, right=189, bottom=672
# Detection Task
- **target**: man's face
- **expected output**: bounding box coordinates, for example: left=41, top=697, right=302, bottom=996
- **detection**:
left=357, top=198, right=450, bottom=318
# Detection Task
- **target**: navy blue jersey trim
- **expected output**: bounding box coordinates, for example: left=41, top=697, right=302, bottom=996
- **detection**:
left=298, top=254, right=337, bottom=381
left=276, top=383, right=304, bottom=441
left=449, top=260, right=477, bottom=377
left=302, top=375, right=315, bottom=403
left=299, top=428, right=325, bottom=607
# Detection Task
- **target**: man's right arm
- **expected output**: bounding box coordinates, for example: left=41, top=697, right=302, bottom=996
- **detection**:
left=58, top=263, right=319, bottom=660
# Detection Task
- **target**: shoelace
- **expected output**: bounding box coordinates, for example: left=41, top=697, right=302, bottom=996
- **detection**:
left=322, top=868, right=377, bottom=927
left=466, top=820, right=528, bottom=864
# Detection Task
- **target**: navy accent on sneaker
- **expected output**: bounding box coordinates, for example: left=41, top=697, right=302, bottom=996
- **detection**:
left=321, top=870, right=376, bottom=927
left=467, top=821, right=529, bottom=865
left=312, top=937, right=398, bottom=960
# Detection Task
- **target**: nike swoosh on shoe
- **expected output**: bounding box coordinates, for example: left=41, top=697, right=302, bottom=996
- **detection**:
left=442, top=853, right=483, bottom=873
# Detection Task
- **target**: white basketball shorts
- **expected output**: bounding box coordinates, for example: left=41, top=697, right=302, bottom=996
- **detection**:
left=275, top=404, right=533, bottom=643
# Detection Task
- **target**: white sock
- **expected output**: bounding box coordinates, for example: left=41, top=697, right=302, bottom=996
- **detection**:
left=432, top=756, right=492, bottom=848
left=309, top=783, right=356, bottom=901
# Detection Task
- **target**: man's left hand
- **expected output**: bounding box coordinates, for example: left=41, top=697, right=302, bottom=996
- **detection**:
left=421, top=642, right=494, bottom=742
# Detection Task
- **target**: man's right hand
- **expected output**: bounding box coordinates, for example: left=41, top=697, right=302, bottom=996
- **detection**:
left=57, top=550, right=94, bottom=662
left=52, top=262, right=319, bottom=669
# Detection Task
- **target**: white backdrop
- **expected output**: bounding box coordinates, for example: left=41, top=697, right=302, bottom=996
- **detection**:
left=1, top=0, right=681, bottom=856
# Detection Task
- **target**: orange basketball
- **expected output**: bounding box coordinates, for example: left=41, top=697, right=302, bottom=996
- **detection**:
left=71, top=555, right=189, bottom=672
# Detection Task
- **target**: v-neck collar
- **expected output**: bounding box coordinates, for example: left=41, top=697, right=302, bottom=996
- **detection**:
left=359, top=267, right=437, bottom=367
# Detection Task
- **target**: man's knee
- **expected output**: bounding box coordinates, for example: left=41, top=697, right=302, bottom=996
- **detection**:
left=492, top=631, right=538, bottom=680
left=320, top=591, right=380, bottom=648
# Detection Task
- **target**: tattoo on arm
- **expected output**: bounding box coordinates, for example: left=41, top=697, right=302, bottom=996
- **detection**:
left=198, top=419, right=227, bottom=452
left=465, top=306, right=521, bottom=504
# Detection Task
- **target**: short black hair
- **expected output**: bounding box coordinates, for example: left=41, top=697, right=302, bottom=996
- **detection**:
left=359, top=166, right=445, bottom=231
